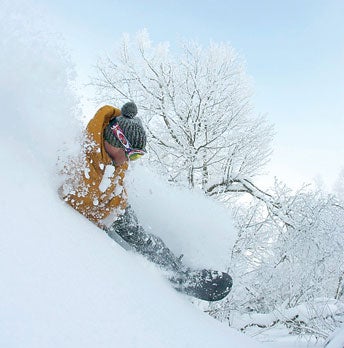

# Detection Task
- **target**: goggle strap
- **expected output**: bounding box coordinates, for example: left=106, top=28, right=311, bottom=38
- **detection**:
left=110, top=123, right=132, bottom=152
left=110, top=121, right=145, bottom=161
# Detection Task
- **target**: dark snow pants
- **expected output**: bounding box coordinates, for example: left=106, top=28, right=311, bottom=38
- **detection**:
left=106, top=206, right=183, bottom=272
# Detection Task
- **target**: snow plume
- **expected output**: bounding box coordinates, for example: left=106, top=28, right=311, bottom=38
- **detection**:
left=0, top=0, right=81, bottom=179
left=126, top=164, right=236, bottom=270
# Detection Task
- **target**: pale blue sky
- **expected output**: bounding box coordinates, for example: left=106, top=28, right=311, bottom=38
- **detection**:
left=37, top=0, right=344, bottom=190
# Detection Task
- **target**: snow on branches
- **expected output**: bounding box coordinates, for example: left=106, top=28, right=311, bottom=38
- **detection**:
left=92, top=30, right=273, bottom=193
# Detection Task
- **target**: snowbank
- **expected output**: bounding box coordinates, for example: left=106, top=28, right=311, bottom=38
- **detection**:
left=231, top=299, right=344, bottom=332
left=325, top=325, right=344, bottom=348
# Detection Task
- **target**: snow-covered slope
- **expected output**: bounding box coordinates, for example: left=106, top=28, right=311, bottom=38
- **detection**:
left=0, top=136, right=263, bottom=348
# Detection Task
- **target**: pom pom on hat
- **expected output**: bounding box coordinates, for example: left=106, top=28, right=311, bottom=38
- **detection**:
left=121, top=102, right=138, bottom=119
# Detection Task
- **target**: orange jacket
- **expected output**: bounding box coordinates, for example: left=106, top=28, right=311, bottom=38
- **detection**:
left=63, top=105, right=128, bottom=226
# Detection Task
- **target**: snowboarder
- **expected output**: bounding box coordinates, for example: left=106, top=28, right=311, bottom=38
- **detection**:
left=61, top=102, right=232, bottom=301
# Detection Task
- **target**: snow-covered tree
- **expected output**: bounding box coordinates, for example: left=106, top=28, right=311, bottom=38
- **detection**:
left=334, top=168, right=344, bottom=202
left=210, top=181, right=344, bottom=339
left=93, top=30, right=273, bottom=194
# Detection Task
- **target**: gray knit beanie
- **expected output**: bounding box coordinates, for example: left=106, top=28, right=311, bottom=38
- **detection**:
left=104, top=102, right=146, bottom=151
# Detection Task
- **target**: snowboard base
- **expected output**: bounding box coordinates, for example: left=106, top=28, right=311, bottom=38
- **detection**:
left=169, top=269, right=233, bottom=302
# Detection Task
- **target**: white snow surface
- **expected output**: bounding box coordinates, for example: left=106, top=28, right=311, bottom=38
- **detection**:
left=325, top=325, right=344, bottom=348
left=0, top=2, right=263, bottom=347
left=0, top=138, right=262, bottom=348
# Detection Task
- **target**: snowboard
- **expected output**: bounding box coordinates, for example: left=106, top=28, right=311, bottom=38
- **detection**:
left=105, top=223, right=233, bottom=301
left=169, top=269, right=233, bottom=302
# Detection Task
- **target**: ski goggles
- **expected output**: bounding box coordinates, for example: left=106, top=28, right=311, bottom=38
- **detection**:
left=110, top=123, right=145, bottom=161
